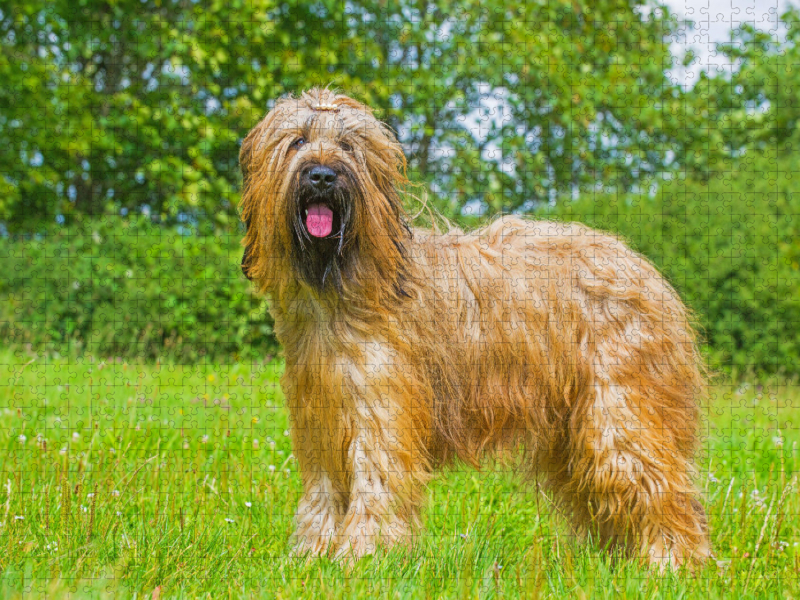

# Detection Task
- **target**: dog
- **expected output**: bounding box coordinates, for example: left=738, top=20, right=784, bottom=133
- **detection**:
left=238, top=88, right=711, bottom=569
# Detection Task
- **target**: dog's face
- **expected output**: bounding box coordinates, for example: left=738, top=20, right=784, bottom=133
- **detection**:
left=239, top=89, right=411, bottom=294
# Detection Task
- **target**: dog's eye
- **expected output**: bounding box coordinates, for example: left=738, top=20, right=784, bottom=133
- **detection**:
left=290, top=137, right=306, bottom=150
left=340, top=141, right=353, bottom=153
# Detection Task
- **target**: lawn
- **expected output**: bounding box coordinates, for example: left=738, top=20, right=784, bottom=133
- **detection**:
left=0, top=349, right=797, bottom=599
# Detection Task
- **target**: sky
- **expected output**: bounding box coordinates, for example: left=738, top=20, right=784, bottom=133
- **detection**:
left=662, top=0, right=790, bottom=84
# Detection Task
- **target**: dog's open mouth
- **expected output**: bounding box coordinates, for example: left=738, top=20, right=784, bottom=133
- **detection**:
left=305, top=203, right=334, bottom=238
left=290, top=168, right=357, bottom=291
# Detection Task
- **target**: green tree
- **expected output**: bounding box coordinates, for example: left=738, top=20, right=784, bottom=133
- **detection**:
left=336, top=0, right=691, bottom=218
left=669, top=7, right=800, bottom=178
left=1, top=0, right=691, bottom=231
left=0, top=0, right=356, bottom=232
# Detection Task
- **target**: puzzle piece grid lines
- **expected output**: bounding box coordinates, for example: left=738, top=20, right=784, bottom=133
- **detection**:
left=1, top=0, right=798, bottom=597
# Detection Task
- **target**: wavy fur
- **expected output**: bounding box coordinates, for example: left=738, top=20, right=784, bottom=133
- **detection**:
left=239, top=88, right=710, bottom=568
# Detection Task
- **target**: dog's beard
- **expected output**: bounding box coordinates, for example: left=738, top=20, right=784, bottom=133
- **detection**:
left=288, top=168, right=358, bottom=292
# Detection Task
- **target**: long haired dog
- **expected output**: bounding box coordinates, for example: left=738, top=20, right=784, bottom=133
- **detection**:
left=239, top=89, right=710, bottom=569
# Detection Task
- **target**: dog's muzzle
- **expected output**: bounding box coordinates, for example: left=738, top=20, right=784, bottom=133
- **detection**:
left=303, top=166, right=337, bottom=238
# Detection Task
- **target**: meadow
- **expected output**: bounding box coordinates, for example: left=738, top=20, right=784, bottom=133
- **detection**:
left=0, top=349, right=797, bottom=599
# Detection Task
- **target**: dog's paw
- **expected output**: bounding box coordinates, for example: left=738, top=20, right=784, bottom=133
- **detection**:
left=645, top=535, right=711, bottom=573
left=289, top=528, right=337, bottom=561
left=333, top=515, right=409, bottom=563
left=333, top=516, right=382, bottom=562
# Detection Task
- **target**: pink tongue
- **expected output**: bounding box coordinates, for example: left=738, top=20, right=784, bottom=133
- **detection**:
left=306, top=204, right=333, bottom=237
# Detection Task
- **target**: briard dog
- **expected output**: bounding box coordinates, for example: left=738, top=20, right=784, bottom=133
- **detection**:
left=239, top=88, right=711, bottom=569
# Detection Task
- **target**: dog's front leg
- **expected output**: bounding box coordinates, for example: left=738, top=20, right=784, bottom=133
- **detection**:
left=291, top=467, right=347, bottom=558
left=333, top=350, right=431, bottom=562
left=334, top=428, right=422, bottom=561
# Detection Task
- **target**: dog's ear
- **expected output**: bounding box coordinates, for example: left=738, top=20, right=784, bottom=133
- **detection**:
left=241, top=215, right=254, bottom=281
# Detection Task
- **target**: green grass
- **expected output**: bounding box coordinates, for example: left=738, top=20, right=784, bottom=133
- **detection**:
left=0, top=349, right=798, bottom=599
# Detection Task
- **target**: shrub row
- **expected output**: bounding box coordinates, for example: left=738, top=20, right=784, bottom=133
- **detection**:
left=2, top=155, right=797, bottom=374
left=0, top=216, right=276, bottom=363
left=538, top=158, right=800, bottom=376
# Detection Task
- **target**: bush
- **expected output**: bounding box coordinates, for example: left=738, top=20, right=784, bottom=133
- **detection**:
left=538, top=151, right=800, bottom=376
left=3, top=148, right=798, bottom=376
left=0, top=216, right=276, bottom=363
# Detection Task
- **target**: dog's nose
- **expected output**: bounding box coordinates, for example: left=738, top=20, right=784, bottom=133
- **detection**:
left=307, top=165, right=337, bottom=191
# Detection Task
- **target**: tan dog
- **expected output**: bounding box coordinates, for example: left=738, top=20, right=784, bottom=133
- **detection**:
left=239, top=88, right=710, bottom=569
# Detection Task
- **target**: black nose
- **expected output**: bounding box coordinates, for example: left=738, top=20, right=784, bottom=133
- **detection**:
left=306, top=165, right=337, bottom=191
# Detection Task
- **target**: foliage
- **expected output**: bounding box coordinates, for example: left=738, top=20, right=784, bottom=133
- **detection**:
left=709, top=8, right=800, bottom=154
left=0, top=0, right=692, bottom=230
left=0, top=0, right=353, bottom=231
left=0, top=353, right=797, bottom=598
left=2, top=157, right=797, bottom=375
left=0, top=216, right=275, bottom=362
left=666, top=7, right=800, bottom=177
left=2, top=2, right=799, bottom=374
left=539, top=146, right=800, bottom=376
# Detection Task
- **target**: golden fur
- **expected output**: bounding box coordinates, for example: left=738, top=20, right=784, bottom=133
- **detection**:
left=239, top=88, right=711, bottom=569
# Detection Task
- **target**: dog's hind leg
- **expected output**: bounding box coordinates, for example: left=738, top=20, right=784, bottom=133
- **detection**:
left=560, top=355, right=711, bottom=570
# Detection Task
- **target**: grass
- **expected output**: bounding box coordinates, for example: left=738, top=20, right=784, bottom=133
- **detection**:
left=0, top=348, right=797, bottom=599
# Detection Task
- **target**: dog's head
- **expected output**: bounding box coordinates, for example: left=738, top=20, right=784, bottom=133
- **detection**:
left=239, top=89, right=411, bottom=296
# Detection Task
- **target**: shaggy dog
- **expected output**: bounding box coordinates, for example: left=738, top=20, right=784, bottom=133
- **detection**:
left=239, top=88, right=710, bottom=569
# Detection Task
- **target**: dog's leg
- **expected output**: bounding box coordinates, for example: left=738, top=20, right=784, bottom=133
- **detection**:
left=564, top=372, right=711, bottom=570
left=332, top=346, right=430, bottom=562
left=290, top=468, right=346, bottom=559
left=333, top=433, right=411, bottom=561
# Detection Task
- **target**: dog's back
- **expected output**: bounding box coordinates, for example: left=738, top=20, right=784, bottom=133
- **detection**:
left=411, top=214, right=704, bottom=476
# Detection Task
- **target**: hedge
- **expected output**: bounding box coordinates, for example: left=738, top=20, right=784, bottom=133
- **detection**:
left=2, top=154, right=797, bottom=374
left=537, top=157, right=800, bottom=376
left=0, top=216, right=276, bottom=363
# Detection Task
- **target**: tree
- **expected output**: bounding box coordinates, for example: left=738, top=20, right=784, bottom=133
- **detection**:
left=1, top=0, right=354, bottom=232
left=1, top=0, right=689, bottom=232
left=337, top=0, right=690, bottom=219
